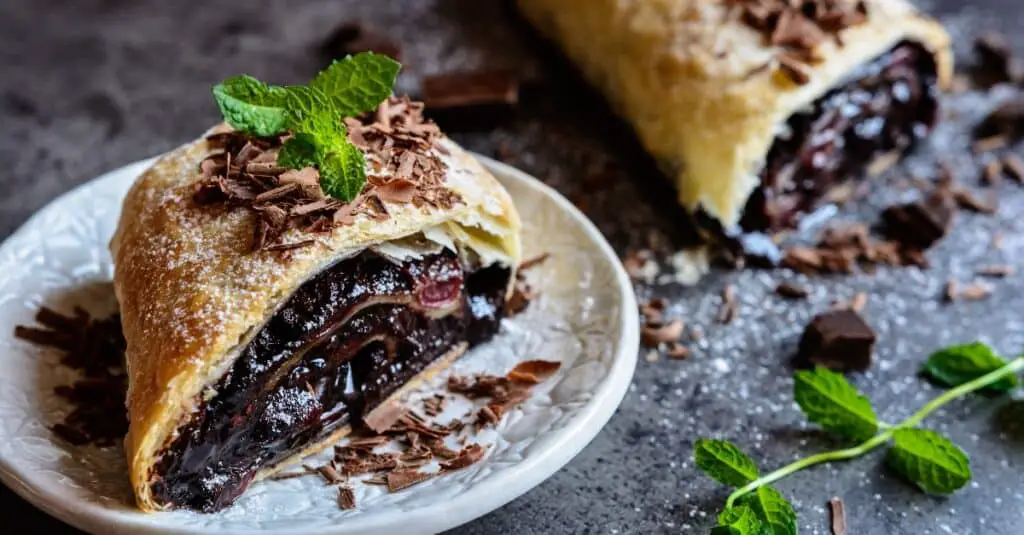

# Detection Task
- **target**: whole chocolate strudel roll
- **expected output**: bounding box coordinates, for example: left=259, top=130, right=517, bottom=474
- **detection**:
left=518, top=0, right=952, bottom=236
left=111, top=97, right=521, bottom=512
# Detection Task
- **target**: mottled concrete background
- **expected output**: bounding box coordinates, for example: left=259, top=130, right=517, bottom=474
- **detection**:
left=2, top=1, right=1024, bottom=533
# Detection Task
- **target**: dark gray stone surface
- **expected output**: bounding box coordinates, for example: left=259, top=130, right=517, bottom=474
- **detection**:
left=2, top=1, right=1023, bottom=533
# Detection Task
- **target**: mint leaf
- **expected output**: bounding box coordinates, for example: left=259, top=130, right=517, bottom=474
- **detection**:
left=921, top=342, right=1017, bottom=393
left=283, top=86, right=343, bottom=135
left=712, top=505, right=769, bottom=535
left=212, top=75, right=289, bottom=136
left=278, top=134, right=321, bottom=170
left=695, top=439, right=760, bottom=488
left=794, top=367, right=878, bottom=442
left=886, top=428, right=971, bottom=495
left=736, top=487, right=797, bottom=535
left=311, top=53, right=401, bottom=116
left=319, top=143, right=366, bottom=202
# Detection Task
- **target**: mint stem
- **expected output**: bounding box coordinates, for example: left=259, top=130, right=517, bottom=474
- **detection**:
left=725, top=356, right=1024, bottom=509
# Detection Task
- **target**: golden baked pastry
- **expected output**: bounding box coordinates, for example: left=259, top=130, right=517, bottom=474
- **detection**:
left=517, top=0, right=952, bottom=236
left=110, top=97, right=521, bottom=512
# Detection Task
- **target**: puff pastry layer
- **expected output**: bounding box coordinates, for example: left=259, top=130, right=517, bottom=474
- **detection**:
left=517, top=0, right=952, bottom=234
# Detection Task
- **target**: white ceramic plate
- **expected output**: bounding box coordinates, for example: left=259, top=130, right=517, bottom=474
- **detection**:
left=0, top=153, right=638, bottom=535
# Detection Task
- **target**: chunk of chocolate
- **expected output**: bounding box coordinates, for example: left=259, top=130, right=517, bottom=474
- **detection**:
left=795, top=309, right=876, bottom=372
left=974, top=31, right=1022, bottom=86
left=881, top=187, right=956, bottom=250
left=321, top=21, right=401, bottom=61
left=421, top=70, right=521, bottom=131
left=976, top=95, right=1024, bottom=140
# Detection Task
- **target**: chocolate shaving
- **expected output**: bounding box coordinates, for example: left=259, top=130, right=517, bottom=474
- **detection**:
left=959, top=282, right=992, bottom=301
left=507, top=360, right=561, bottom=385
left=775, top=281, right=809, bottom=300
left=665, top=343, right=691, bottom=360
left=943, top=280, right=958, bottom=303
left=952, top=188, right=997, bottom=215
left=641, top=319, right=685, bottom=347
left=337, top=486, right=357, bottom=510
left=518, top=252, right=551, bottom=271
left=440, top=443, right=486, bottom=471
left=973, top=135, right=1008, bottom=154
left=316, top=463, right=346, bottom=484
left=321, top=21, right=401, bottom=61
left=977, top=264, right=1015, bottom=278
left=15, top=307, right=127, bottom=447
left=974, top=31, right=1022, bottom=86
left=1003, top=154, right=1024, bottom=183
left=728, top=0, right=869, bottom=85
left=829, top=497, right=848, bottom=535
left=717, top=285, right=738, bottom=324
left=268, top=471, right=309, bottom=481
left=193, top=96, right=457, bottom=253
left=386, top=470, right=433, bottom=492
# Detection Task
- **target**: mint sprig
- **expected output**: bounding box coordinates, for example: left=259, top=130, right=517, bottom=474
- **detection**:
left=695, top=342, right=1024, bottom=534
left=695, top=439, right=760, bottom=488
left=921, top=342, right=1017, bottom=392
left=713, top=505, right=769, bottom=535
left=886, top=428, right=971, bottom=495
left=794, top=367, right=878, bottom=442
left=213, top=75, right=290, bottom=137
left=211, top=53, right=401, bottom=202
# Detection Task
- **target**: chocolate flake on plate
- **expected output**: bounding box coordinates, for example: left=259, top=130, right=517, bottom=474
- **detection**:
left=440, top=443, right=486, bottom=471
left=337, top=486, right=357, bottom=510
left=795, top=309, right=876, bottom=372
left=386, top=469, right=433, bottom=492
left=507, top=360, right=561, bottom=385
left=14, top=306, right=128, bottom=447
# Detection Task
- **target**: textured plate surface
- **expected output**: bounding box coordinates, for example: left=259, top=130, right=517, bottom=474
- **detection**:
left=0, top=154, right=638, bottom=535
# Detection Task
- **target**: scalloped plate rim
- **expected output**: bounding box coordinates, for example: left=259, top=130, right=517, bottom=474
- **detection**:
left=0, top=153, right=639, bottom=535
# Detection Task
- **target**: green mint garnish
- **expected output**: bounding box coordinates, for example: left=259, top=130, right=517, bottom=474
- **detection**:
left=311, top=55, right=402, bottom=117
left=921, top=342, right=1017, bottom=392
left=694, top=439, right=760, bottom=488
left=212, top=75, right=290, bottom=137
left=886, top=428, right=971, bottom=495
left=735, top=487, right=797, bottom=535
left=319, top=143, right=367, bottom=202
left=211, top=53, right=401, bottom=202
left=694, top=343, right=1024, bottom=533
left=794, top=367, right=878, bottom=442
left=713, top=505, right=768, bottom=535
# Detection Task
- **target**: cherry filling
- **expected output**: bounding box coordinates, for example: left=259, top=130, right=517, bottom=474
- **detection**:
left=150, top=249, right=510, bottom=512
left=739, top=41, right=940, bottom=232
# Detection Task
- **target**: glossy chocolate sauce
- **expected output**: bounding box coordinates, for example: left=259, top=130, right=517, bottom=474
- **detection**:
left=150, top=248, right=510, bottom=511
left=739, top=41, right=940, bottom=232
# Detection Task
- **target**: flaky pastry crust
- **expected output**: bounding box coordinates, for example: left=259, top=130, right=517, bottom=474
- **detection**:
left=517, top=0, right=952, bottom=230
left=110, top=129, right=521, bottom=511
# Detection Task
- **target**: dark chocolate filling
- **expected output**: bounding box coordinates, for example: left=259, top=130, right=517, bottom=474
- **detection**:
left=739, top=40, right=940, bottom=233
left=150, top=248, right=510, bottom=512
